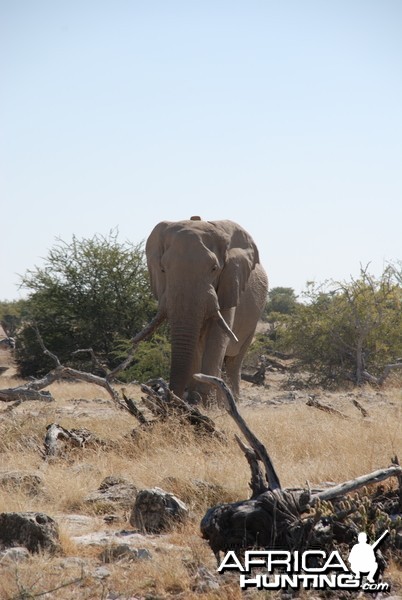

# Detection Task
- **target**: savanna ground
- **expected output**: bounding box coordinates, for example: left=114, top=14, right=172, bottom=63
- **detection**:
left=0, top=347, right=401, bottom=600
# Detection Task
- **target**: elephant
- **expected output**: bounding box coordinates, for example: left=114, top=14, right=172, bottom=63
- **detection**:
left=145, top=217, right=268, bottom=403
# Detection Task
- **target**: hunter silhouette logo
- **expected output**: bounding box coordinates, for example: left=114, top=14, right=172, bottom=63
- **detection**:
left=348, top=530, right=389, bottom=584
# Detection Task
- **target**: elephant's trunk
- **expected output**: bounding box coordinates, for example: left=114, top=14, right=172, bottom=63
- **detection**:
left=169, top=320, right=201, bottom=398
left=166, top=285, right=236, bottom=399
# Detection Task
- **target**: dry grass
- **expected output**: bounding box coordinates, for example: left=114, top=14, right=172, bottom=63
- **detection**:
left=239, top=400, right=401, bottom=485
left=0, top=371, right=401, bottom=599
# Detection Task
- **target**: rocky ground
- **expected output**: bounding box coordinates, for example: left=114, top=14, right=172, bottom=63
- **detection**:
left=0, top=350, right=401, bottom=599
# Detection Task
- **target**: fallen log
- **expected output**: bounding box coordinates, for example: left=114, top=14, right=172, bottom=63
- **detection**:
left=241, top=361, right=267, bottom=386
left=0, top=387, right=54, bottom=404
left=306, top=395, right=348, bottom=419
left=44, top=423, right=109, bottom=457
left=241, top=355, right=288, bottom=386
left=240, top=370, right=265, bottom=385
left=362, top=362, right=402, bottom=386
left=195, top=374, right=402, bottom=561
left=44, top=423, right=87, bottom=456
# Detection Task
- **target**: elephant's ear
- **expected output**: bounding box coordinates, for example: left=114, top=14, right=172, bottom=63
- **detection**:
left=216, top=224, right=260, bottom=309
left=145, top=221, right=169, bottom=299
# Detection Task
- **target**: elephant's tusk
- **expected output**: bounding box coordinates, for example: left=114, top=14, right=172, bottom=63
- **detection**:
left=216, top=311, right=239, bottom=343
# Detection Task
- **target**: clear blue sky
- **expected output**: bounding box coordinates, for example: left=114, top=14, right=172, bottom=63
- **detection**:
left=1, top=1, right=401, bottom=301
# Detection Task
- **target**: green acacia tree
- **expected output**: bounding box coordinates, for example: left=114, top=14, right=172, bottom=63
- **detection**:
left=0, top=299, right=28, bottom=337
left=280, top=268, right=402, bottom=386
left=16, top=231, right=163, bottom=378
left=263, top=287, right=298, bottom=319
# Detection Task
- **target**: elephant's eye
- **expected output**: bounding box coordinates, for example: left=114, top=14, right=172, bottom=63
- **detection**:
left=212, top=264, right=218, bottom=271
left=160, top=267, right=165, bottom=273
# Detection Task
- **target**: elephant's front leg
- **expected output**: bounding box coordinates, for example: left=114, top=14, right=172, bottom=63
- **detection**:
left=194, top=309, right=235, bottom=404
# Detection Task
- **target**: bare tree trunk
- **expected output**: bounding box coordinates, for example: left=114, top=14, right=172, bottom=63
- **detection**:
left=355, top=334, right=364, bottom=385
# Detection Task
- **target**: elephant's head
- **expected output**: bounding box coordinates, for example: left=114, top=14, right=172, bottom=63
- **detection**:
left=145, top=218, right=260, bottom=398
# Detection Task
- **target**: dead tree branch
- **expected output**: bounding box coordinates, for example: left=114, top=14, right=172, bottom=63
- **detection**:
left=352, top=398, right=369, bottom=418
left=311, top=465, right=402, bottom=502
left=0, top=361, right=123, bottom=410
left=193, top=373, right=281, bottom=490
left=234, top=435, right=268, bottom=498
left=1, top=327, right=122, bottom=408
left=122, top=391, right=149, bottom=425
left=241, top=355, right=289, bottom=386
left=33, top=323, right=61, bottom=367
left=139, top=378, right=224, bottom=437
left=1, top=325, right=221, bottom=443
left=72, top=348, right=111, bottom=376
left=391, top=456, right=402, bottom=509
left=306, top=395, right=348, bottom=419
